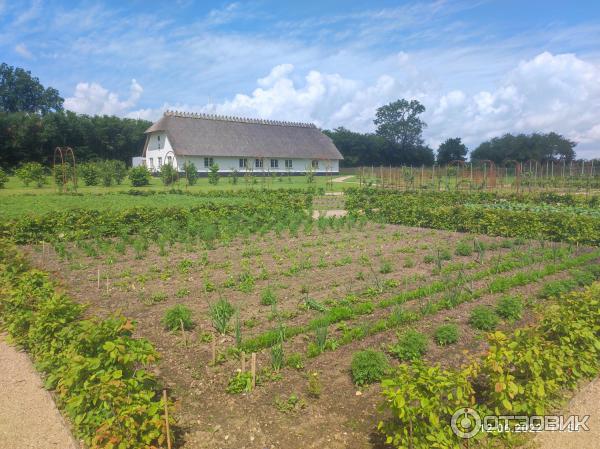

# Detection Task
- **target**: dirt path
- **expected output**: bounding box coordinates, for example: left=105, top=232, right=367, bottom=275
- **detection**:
left=332, top=175, right=354, bottom=183
left=533, top=376, right=600, bottom=449
left=0, top=336, right=78, bottom=449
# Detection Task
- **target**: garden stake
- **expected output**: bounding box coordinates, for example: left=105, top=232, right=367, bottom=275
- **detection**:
left=180, top=319, right=186, bottom=347
left=211, top=334, right=216, bottom=365
left=163, top=389, right=172, bottom=449
left=251, top=352, right=256, bottom=388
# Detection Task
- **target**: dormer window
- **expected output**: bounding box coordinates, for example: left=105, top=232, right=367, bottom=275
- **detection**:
left=157, top=135, right=162, bottom=150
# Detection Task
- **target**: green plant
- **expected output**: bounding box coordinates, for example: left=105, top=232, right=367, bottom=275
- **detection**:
left=183, top=161, right=197, bottom=186
left=15, top=162, right=46, bottom=187
left=175, top=288, right=190, bottom=298
left=469, top=305, right=499, bottom=331
left=496, top=295, right=524, bottom=322
left=455, top=241, right=473, bottom=256
left=208, top=163, right=220, bottom=185
left=351, top=349, right=390, bottom=385
left=286, top=352, right=304, bottom=370
left=433, top=323, right=459, bottom=346
left=390, top=329, right=428, bottom=361
left=128, top=165, right=151, bottom=187
left=380, top=261, right=393, bottom=274
left=226, top=371, right=253, bottom=394
left=162, top=304, right=193, bottom=331
left=160, top=163, right=178, bottom=186
left=0, top=167, right=8, bottom=188
left=307, top=371, right=322, bottom=398
left=209, top=298, right=235, bottom=334
left=261, top=287, right=277, bottom=305
left=274, top=393, right=306, bottom=413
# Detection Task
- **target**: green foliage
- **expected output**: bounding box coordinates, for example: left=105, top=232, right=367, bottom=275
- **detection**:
left=182, top=161, right=197, bottom=186
left=286, top=352, right=304, bottom=370
left=226, top=371, right=253, bottom=394
left=209, top=298, right=235, bottom=334
left=433, top=323, right=459, bottom=346
left=260, top=286, right=277, bottom=305
left=380, top=261, right=393, bottom=274
left=455, top=240, right=473, bottom=256
left=128, top=165, right=151, bottom=187
left=495, top=295, right=524, bottom=322
left=0, top=167, right=7, bottom=188
left=274, top=393, right=306, bottom=413
left=437, top=137, right=467, bottom=165
left=79, top=162, right=99, bottom=186
left=469, top=305, right=499, bottom=331
left=15, top=162, right=46, bottom=187
left=307, top=371, right=322, bottom=398
left=208, top=163, right=220, bottom=185
left=351, top=349, right=390, bottom=385
left=160, top=163, right=178, bottom=186
left=379, top=361, right=475, bottom=449
left=162, top=304, right=193, bottom=331
left=538, top=279, right=577, bottom=299
left=0, top=242, right=171, bottom=449
left=0, top=62, right=63, bottom=114
left=390, top=329, right=428, bottom=361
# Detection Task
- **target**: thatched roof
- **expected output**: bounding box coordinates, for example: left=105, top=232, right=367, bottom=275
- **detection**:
left=145, top=111, right=343, bottom=160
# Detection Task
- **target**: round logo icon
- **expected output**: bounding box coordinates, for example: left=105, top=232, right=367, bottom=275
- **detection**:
left=451, top=407, right=481, bottom=439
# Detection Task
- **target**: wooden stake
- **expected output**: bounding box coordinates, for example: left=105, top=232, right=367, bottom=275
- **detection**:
left=241, top=351, right=246, bottom=372
left=163, top=389, right=172, bottom=449
left=97, top=268, right=100, bottom=289
left=180, top=319, right=186, bottom=347
left=211, top=334, right=216, bottom=365
left=251, top=352, right=257, bottom=388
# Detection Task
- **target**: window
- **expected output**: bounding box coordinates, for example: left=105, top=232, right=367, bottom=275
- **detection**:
left=255, top=158, right=263, bottom=168
left=204, top=157, right=214, bottom=168
left=148, top=158, right=154, bottom=169
left=311, top=160, right=319, bottom=169
left=239, top=158, right=247, bottom=168
left=167, top=155, right=172, bottom=165
left=157, top=135, right=162, bottom=150
left=285, top=159, right=293, bottom=169
left=270, top=159, right=279, bottom=168
left=158, top=157, right=163, bottom=167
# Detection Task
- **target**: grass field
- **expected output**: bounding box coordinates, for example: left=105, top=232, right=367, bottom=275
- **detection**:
left=20, top=219, right=599, bottom=449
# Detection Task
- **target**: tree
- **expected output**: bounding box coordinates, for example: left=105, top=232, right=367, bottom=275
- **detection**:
left=15, top=162, right=46, bottom=187
left=113, top=160, right=127, bottom=185
left=129, top=165, right=151, bottom=187
left=160, top=163, right=178, bottom=186
left=471, top=132, right=576, bottom=163
left=183, top=161, right=197, bottom=186
left=0, top=63, right=63, bottom=114
left=374, top=99, right=427, bottom=149
left=208, top=163, right=220, bottom=185
left=79, top=163, right=100, bottom=186
left=436, top=138, right=468, bottom=165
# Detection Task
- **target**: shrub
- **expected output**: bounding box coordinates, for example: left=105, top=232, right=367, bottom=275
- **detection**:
left=183, top=161, right=197, bottom=186
left=351, top=349, right=390, bottom=385
left=0, top=167, right=8, bottom=188
left=469, top=305, right=498, bottom=331
left=434, top=323, right=459, bottom=346
left=380, top=261, right=393, bottom=274
left=129, top=165, right=151, bottom=187
left=538, top=279, right=577, bottom=299
left=307, top=371, right=322, bottom=398
left=15, top=162, right=46, bottom=187
left=208, top=163, right=220, bottom=185
left=160, top=163, right=178, bottom=186
left=162, top=304, right=193, bottom=331
left=79, top=163, right=99, bottom=186
left=260, top=287, right=277, bottom=305
left=226, top=371, right=253, bottom=394
left=495, top=295, right=524, bottom=322
left=113, top=160, right=127, bottom=185
left=98, top=160, right=115, bottom=187
left=455, top=241, right=473, bottom=256
left=209, top=298, right=235, bottom=334
left=390, top=329, right=428, bottom=361
left=286, top=352, right=304, bottom=370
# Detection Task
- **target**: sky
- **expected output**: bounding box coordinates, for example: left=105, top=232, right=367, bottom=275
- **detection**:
left=1, top=0, right=600, bottom=158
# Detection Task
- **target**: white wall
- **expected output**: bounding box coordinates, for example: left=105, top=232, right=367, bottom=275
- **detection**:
left=143, top=132, right=340, bottom=174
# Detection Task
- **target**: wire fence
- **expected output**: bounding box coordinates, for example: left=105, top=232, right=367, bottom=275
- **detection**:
left=340, top=160, right=600, bottom=193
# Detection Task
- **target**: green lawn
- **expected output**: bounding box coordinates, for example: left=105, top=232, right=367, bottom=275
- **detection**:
left=0, top=175, right=356, bottom=219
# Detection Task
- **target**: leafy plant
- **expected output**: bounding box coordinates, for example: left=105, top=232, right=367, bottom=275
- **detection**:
left=162, top=304, right=193, bottom=331
left=128, top=165, right=151, bottom=187
left=380, top=261, right=393, bottom=274
left=209, top=298, right=235, bottom=334
left=469, top=305, right=499, bottom=331
left=208, top=163, right=220, bottom=185
left=433, top=323, right=459, bottom=346
left=390, top=329, right=428, bottom=361
left=15, top=162, right=46, bottom=187
left=160, top=163, right=178, bottom=186
left=260, top=287, right=277, bottom=306
left=183, top=161, right=197, bottom=186
left=307, top=371, right=322, bottom=398
left=495, top=295, right=524, bottom=322
left=0, top=167, right=8, bottom=188
left=351, top=349, right=390, bottom=385
left=286, top=352, right=304, bottom=370
left=226, top=371, right=253, bottom=394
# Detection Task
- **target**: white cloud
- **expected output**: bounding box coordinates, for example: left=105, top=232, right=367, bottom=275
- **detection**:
left=65, top=79, right=143, bottom=115
left=14, top=43, right=32, bottom=58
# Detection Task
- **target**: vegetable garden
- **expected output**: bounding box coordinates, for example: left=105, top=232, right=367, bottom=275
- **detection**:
left=1, top=186, right=600, bottom=449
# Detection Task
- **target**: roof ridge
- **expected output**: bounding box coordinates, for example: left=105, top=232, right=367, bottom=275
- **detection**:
left=163, top=109, right=316, bottom=128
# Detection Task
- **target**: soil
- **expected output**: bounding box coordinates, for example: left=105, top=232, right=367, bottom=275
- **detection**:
left=20, top=224, right=597, bottom=449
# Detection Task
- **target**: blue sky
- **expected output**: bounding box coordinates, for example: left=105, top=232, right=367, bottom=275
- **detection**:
left=2, top=0, right=600, bottom=157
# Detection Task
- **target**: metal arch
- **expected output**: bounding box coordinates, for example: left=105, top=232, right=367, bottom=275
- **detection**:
left=53, top=146, right=77, bottom=193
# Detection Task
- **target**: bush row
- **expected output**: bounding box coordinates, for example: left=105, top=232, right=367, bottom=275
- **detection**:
left=345, top=188, right=600, bottom=245
left=0, top=240, right=171, bottom=449
left=379, top=281, right=600, bottom=448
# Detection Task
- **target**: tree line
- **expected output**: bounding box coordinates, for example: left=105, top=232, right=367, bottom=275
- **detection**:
left=0, top=62, right=580, bottom=169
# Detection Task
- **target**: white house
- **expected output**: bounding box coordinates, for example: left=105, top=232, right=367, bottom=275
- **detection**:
left=141, top=110, right=343, bottom=175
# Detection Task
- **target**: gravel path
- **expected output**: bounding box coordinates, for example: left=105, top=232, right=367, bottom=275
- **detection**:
left=534, top=376, right=600, bottom=449
left=0, top=336, right=78, bottom=449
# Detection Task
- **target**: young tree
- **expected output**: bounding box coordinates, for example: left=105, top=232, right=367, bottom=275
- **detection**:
left=208, top=163, right=220, bottom=185
left=15, top=162, right=46, bottom=187
left=436, top=138, right=468, bottom=165
left=79, top=163, right=99, bottom=186
left=98, top=161, right=114, bottom=187
left=160, top=163, right=178, bottom=186
left=112, top=160, right=127, bottom=185
left=374, top=99, right=427, bottom=149
left=129, top=165, right=151, bottom=187
left=183, top=161, right=197, bottom=186
left=0, top=167, right=8, bottom=188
